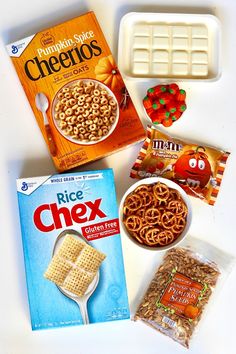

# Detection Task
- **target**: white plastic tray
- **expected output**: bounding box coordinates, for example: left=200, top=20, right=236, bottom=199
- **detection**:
left=118, top=12, right=221, bottom=81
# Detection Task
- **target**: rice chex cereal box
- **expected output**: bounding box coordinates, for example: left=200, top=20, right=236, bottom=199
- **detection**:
left=16, top=169, right=130, bottom=330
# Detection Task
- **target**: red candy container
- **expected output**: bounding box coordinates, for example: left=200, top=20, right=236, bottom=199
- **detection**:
left=143, top=83, right=187, bottom=127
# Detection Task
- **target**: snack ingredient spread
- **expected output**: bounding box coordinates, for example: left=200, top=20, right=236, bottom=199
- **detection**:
left=130, top=127, right=230, bottom=205
left=143, top=83, right=187, bottom=127
left=7, top=12, right=145, bottom=171
left=16, top=169, right=130, bottom=329
left=123, top=182, right=188, bottom=247
left=134, top=238, right=234, bottom=348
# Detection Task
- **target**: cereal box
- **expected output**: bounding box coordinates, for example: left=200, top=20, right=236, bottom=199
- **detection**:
left=16, top=169, right=130, bottom=330
left=7, top=12, right=145, bottom=171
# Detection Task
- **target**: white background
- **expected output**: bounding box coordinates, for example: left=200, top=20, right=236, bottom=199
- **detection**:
left=0, top=0, right=236, bottom=353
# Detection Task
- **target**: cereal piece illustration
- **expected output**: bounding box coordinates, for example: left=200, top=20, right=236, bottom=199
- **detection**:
left=44, top=234, right=106, bottom=297
left=75, top=245, right=106, bottom=273
left=44, top=255, right=72, bottom=286
left=63, top=268, right=96, bottom=297
left=53, top=79, right=118, bottom=143
left=57, top=234, right=85, bottom=262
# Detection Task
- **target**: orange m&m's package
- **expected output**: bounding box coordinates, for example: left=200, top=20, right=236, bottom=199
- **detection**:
left=6, top=11, right=145, bottom=172
left=130, top=127, right=230, bottom=205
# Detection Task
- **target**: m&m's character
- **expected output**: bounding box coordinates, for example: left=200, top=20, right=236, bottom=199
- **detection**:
left=173, top=146, right=212, bottom=188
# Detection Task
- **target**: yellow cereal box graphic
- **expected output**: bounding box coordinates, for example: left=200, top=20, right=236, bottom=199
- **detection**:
left=7, top=12, right=145, bottom=171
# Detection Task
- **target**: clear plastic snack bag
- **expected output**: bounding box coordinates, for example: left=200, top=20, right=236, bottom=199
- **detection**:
left=134, top=237, right=235, bottom=348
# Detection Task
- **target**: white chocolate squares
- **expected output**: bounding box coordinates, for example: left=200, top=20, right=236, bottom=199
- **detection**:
left=44, top=234, right=106, bottom=297
left=132, top=24, right=209, bottom=77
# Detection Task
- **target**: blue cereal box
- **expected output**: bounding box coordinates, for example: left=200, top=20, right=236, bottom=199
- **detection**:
left=16, top=169, right=130, bottom=330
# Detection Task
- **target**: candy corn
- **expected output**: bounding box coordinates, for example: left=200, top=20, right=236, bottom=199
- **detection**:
left=147, top=87, right=156, bottom=99
left=143, top=96, right=153, bottom=109
left=176, top=89, right=186, bottom=101
left=159, top=92, right=172, bottom=105
left=176, top=102, right=187, bottom=112
left=153, top=84, right=167, bottom=96
left=168, top=83, right=179, bottom=95
left=152, top=101, right=161, bottom=110
left=166, top=102, right=177, bottom=113
left=162, top=117, right=173, bottom=127
left=171, top=111, right=182, bottom=121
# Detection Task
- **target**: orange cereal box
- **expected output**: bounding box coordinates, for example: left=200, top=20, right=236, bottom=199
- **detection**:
left=7, top=11, right=145, bottom=171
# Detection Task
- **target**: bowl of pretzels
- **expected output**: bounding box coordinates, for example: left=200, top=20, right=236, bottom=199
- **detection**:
left=119, top=177, right=192, bottom=251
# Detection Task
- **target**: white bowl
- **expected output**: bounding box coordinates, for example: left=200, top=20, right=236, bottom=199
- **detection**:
left=52, top=78, right=119, bottom=145
left=119, top=177, right=192, bottom=251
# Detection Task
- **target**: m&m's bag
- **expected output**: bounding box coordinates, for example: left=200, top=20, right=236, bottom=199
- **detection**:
left=130, top=127, right=230, bottom=205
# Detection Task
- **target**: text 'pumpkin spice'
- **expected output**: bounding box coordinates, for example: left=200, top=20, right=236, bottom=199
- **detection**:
left=7, top=11, right=145, bottom=171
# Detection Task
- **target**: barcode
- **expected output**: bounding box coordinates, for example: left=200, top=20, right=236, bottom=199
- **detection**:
left=162, top=316, right=176, bottom=328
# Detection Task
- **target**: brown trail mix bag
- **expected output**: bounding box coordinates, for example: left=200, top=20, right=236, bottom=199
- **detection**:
left=134, top=237, right=234, bottom=348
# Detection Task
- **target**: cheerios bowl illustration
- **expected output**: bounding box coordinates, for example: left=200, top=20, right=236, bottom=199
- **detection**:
left=119, top=177, right=192, bottom=251
left=52, top=78, right=119, bottom=145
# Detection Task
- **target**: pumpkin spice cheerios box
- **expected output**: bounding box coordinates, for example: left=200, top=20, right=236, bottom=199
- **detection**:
left=16, top=169, right=130, bottom=330
left=7, top=12, right=145, bottom=171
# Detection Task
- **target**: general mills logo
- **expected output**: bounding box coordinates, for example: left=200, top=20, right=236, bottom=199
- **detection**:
left=21, top=182, right=28, bottom=191
left=11, top=45, right=18, bottom=54
left=11, top=42, right=25, bottom=55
